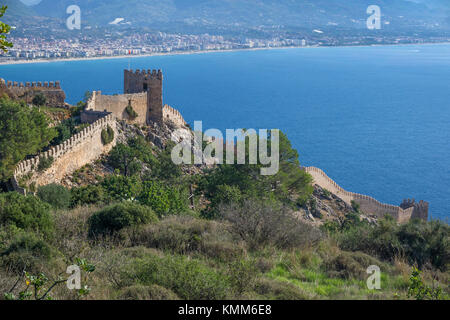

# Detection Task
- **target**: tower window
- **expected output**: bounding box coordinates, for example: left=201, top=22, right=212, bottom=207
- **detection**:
left=143, top=83, right=148, bottom=91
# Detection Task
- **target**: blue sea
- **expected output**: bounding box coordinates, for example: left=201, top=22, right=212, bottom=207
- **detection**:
left=1, top=44, right=449, bottom=220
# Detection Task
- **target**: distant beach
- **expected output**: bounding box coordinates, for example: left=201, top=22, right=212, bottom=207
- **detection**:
left=1, top=41, right=449, bottom=65
left=0, top=46, right=307, bottom=65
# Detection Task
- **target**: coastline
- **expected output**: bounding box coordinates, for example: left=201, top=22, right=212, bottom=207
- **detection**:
left=1, top=41, right=449, bottom=66
left=0, top=46, right=302, bottom=65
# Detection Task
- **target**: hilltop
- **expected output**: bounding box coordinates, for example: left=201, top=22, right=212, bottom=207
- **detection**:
left=11, top=0, right=450, bottom=32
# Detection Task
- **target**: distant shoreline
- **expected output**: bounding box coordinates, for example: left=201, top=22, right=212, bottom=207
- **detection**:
left=1, top=42, right=449, bottom=66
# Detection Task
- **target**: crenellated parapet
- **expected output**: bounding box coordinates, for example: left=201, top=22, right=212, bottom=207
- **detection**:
left=302, top=166, right=424, bottom=223
left=163, top=104, right=187, bottom=127
left=12, top=114, right=117, bottom=194
left=0, top=78, right=65, bottom=107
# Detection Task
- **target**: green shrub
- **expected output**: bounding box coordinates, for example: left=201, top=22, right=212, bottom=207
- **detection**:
left=0, top=192, right=53, bottom=238
left=220, top=200, right=323, bottom=250
left=102, top=175, right=142, bottom=201
left=227, top=259, right=259, bottom=295
left=138, top=180, right=188, bottom=216
left=324, top=251, right=384, bottom=280
left=254, top=278, right=313, bottom=300
left=125, top=253, right=229, bottom=300
left=117, top=284, right=179, bottom=300
left=108, top=144, right=142, bottom=177
left=407, top=267, right=446, bottom=300
left=101, top=125, right=114, bottom=145
left=32, top=93, right=47, bottom=106
left=37, top=156, right=53, bottom=172
left=132, top=216, right=208, bottom=254
left=37, top=184, right=71, bottom=209
left=89, top=202, right=158, bottom=236
left=132, top=216, right=243, bottom=261
left=396, top=219, right=449, bottom=271
left=0, top=232, right=53, bottom=273
left=204, top=184, right=242, bottom=219
left=336, top=217, right=449, bottom=271
left=125, top=103, right=138, bottom=120
left=70, top=185, right=105, bottom=207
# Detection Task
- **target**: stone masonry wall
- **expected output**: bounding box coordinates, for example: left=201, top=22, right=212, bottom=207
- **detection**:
left=12, top=114, right=117, bottom=194
left=86, top=91, right=147, bottom=125
left=303, top=166, right=417, bottom=223
left=163, top=104, right=187, bottom=127
left=0, top=78, right=66, bottom=107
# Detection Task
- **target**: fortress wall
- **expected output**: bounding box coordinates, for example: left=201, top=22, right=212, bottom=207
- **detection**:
left=12, top=114, right=117, bottom=192
left=0, top=79, right=66, bottom=107
left=303, top=166, right=416, bottom=223
left=163, top=104, right=187, bottom=127
left=87, top=91, right=147, bottom=125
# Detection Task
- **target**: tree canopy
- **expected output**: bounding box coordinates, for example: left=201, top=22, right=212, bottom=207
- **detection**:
left=0, top=97, right=56, bottom=181
left=0, top=6, right=12, bottom=52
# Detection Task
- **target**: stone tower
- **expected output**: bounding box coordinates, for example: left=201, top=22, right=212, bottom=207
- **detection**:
left=124, top=69, right=163, bottom=123
left=400, top=199, right=429, bottom=221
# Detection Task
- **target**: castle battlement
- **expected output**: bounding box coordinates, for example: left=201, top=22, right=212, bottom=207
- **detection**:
left=163, top=104, right=187, bottom=127
left=1, top=79, right=62, bottom=89
left=125, top=69, right=163, bottom=79
left=0, top=78, right=65, bottom=107
left=302, top=166, right=426, bottom=223
left=12, top=114, right=117, bottom=194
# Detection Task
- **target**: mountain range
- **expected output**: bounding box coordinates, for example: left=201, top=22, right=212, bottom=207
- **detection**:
left=3, top=0, right=450, bottom=32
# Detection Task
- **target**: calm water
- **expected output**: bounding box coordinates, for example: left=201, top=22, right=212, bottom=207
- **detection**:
left=1, top=44, right=449, bottom=220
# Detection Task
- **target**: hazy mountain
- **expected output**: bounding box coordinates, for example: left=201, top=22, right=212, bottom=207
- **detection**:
left=2, top=0, right=37, bottom=21
left=7, top=0, right=450, bottom=31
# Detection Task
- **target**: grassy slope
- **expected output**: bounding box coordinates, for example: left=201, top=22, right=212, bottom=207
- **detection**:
left=1, top=204, right=446, bottom=300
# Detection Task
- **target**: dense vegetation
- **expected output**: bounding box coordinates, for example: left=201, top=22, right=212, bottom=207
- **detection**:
left=0, top=97, right=56, bottom=181
left=0, top=97, right=448, bottom=300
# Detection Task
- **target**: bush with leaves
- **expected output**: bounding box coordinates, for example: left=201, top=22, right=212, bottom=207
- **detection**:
left=0, top=192, right=53, bottom=238
left=37, top=184, right=71, bottom=209
left=70, top=184, right=106, bottom=207
left=101, top=125, right=114, bottom=145
left=0, top=6, right=13, bottom=52
left=37, top=156, right=54, bottom=172
left=88, top=202, right=158, bottom=236
left=335, top=216, right=449, bottom=271
left=32, top=93, right=47, bottom=107
left=108, top=143, right=142, bottom=177
left=220, top=200, right=323, bottom=250
left=125, top=103, right=138, bottom=120
left=0, top=231, right=53, bottom=273
left=138, top=180, right=188, bottom=217
left=407, top=267, right=446, bottom=300
left=203, top=184, right=242, bottom=219
left=124, top=253, right=228, bottom=300
left=101, top=175, right=143, bottom=201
